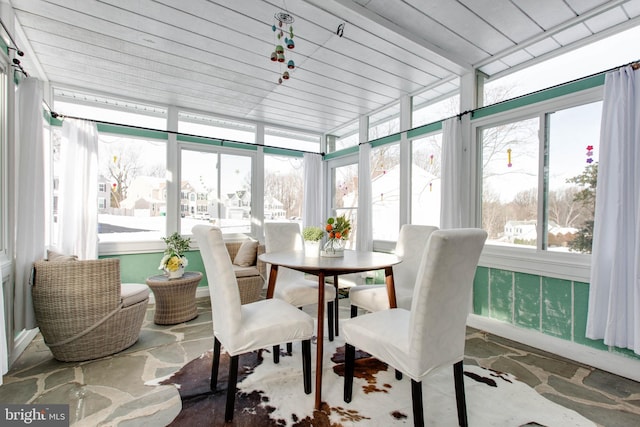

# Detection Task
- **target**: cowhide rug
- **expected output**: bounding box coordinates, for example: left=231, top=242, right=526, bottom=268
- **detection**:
left=147, top=336, right=596, bottom=426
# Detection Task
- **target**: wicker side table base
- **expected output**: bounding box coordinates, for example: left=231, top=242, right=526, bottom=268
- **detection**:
left=146, top=271, right=202, bottom=325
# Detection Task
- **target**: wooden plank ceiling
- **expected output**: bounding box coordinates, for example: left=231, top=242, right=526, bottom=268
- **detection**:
left=8, top=0, right=640, bottom=134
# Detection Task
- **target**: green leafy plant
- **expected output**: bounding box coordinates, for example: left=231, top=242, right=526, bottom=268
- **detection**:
left=159, top=232, right=191, bottom=272
left=302, top=226, right=324, bottom=242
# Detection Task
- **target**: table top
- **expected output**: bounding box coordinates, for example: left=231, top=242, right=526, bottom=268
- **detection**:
left=259, top=250, right=401, bottom=275
left=146, top=271, right=202, bottom=283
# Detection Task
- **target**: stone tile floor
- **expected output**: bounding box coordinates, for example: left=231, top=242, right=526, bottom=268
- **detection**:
left=1, top=296, right=640, bottom=426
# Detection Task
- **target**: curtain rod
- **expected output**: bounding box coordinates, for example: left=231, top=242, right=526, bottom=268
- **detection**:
left=48, top=110, right=324, bottom=156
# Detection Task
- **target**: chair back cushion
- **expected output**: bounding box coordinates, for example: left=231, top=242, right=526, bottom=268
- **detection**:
left=264, top=222, right=305, bottom=283
left=408, top=228, right=487, bottom=374
left=192, top=225, right=242, bottom=340
left=393, top=225, right=438, bottom=294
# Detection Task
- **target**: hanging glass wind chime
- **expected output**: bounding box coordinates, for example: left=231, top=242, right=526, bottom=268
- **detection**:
left=270, top=11, right=295, bottom=84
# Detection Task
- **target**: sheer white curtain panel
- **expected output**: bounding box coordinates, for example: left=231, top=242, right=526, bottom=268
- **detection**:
left=440, top=115, right=471, bottom=229
left=14, top=78, right=45, bottom=333
left=302, top=153, right=322, bottom=228
left=586, top=65, right=640, bottom=354
left=58, top=119, right=99, bottom=259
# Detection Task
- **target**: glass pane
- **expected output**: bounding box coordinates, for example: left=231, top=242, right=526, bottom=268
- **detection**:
left=179, top=150, right=218, bottom=235
left=481, top=117, right=539, bottom=247
left=369, top=104, right=399, bottom=140
left=483, top=25, right=640, bottom=106
left=179, top=112, right=255, bottom=143
left=180, top=150, right=252, bottom=235
left=327, top=121, right=359, bottom=152
left=98, top=135, right=167, bottom=243
left=371, top=144, right=400, bottom=241
left=547, top=101, right=601, bottom=253
left=264, top=154, right=304, bottom=221
left=265, top=127, right=320, bottom=153
left=411, top=133, right=442, bottom=227
left=54, top=98, right=166, bottom=130
left=333, top=163, right=358, bottom=250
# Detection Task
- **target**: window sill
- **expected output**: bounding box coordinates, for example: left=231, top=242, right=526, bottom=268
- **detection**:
left=479, top=244, right=591, bottom=282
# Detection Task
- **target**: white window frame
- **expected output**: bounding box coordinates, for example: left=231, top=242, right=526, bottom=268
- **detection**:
left=472, top=86, right=603, bottom=282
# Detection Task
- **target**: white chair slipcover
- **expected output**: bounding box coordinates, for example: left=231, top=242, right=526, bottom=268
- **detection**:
left=342, top=228, right=487, bottom=427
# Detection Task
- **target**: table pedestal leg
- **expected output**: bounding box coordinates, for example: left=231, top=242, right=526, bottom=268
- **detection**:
left=315, top=271, right=325, bottom=410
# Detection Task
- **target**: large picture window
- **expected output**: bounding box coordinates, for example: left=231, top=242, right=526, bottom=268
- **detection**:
left=479, top=100, right=601, bottom=253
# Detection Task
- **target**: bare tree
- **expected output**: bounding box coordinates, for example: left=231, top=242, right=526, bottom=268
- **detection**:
left=100, top=138, right=143, bottom=208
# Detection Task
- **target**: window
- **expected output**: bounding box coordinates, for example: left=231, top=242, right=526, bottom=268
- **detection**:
left=482, top=25, right=640, bottom=107
left=369, top=104, right=399, bottom=140
left=371, top=143, right=400, bottom=241
left=264, top=154, right=303, bottom=222
left=412, top=80, right=460, bottom=127
left=327, top=121, right=359, bottom=153
left=330, top=161, right=358, bottom=250
left=179, top=148, right=252, bottom=235
left=411, top=133, right=442, bottom=227
left=479, top=99, right=601, bottom=253
left=178, top=112, right=255, bottom=143
left=97, top=134, right=167, bottom=243
left=265, top=127, right=320, bottom=153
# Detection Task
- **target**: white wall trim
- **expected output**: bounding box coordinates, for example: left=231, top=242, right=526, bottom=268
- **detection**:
left=10, top=328, right=39, bottom=366
left=468, top=314, right=640, bottom=382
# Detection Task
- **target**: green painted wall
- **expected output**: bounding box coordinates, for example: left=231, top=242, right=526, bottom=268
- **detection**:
left=101, top=250, right=209, bottom=287
left=473, top=267, right=640, bottom=361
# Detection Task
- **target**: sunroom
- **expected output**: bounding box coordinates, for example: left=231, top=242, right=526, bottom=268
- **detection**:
left=1, top=0, right=640, bottom=425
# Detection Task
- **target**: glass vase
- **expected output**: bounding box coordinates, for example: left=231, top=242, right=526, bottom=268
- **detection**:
left=322, top=238, right=345, bottom=257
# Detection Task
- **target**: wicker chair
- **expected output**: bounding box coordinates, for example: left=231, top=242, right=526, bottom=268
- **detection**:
left=32, top=258, right=149, bottom=362
left=224, top=240, right=266, bottom=304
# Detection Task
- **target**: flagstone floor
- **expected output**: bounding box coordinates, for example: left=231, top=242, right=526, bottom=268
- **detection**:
left=2, top=296, right=640, bottom=426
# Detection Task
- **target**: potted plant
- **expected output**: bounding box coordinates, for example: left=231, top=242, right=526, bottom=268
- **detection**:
left=302, top=226, right=324, bottom=256
left=159, top=232, right=191, bottom=279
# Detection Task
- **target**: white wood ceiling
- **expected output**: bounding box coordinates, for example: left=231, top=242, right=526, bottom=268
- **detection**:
left=8, top=0, right=640, bottom=134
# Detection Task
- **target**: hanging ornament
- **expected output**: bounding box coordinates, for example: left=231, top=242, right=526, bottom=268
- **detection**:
left=586, top=145, right=594, bottom=164
left=270, top=11, right=296, bottom=84
left=429, top=154, right=434, bottom=165
left=429, top=182, right=433, bottom=192
left=507, top=148, right=512, bottom=167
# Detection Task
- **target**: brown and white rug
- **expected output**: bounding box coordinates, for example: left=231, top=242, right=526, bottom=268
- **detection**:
left=147, top=336, right=596, bottom=426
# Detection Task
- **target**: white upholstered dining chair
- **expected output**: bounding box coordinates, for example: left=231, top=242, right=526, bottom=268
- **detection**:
left=192, top=225, right=314, bottom=423
left=348, top=224, right=438, bottom=316
left=342, top=228, right=487, bottom=427
left=264, top=222, right=338, bottom=350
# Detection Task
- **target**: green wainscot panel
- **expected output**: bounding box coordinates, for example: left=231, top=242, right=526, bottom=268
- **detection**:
left=541, top=277, right=572, bottom=340
left=573, top=281, right=608, bottom=351
left=514, top=272, right=541, bottom=330
left=473, top=266, right=490, bottom=316
left=102, top=251, right=209, bottom=287
left=489, top=268, right=513, bottom=323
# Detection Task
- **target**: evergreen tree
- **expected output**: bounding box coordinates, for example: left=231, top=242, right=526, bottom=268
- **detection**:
left=566, top=163, right=597, bottom=253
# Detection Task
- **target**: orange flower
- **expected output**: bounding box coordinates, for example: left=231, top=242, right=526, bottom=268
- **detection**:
left=329, top=232, right=335, bottom=238
left=326, top=224, right=333, bottom=231
left=335, top=231, right=342, bottom=239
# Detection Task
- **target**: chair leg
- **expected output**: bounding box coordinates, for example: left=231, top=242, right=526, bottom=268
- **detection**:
left=302, top=339, right=312, bottom=394
left=334, top=288, right=340, bottom=336
left=411, top=379, right=425, bottom=427
left=395, top=369, right=403, bottom=380
left=225, top=355, right=239, bottom=422
left=273, top=345, right=280, bottom=364
left=453, top=361, right=468, bottom=427
left=287, top=342, right=293, bottom=353
left=344, top=343, right=355, bottom=402
left=211, top=337, right=221, bottom=390
left=328, top=301, right=335, bottom=341
left=350, top=304, right=358, bottom=318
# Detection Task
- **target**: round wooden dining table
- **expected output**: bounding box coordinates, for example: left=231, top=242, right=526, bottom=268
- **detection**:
left=258, top=249, right=402, bottom=410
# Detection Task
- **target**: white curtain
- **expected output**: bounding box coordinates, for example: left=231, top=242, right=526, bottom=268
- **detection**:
left=356, top=143, right=372, bottom=251
left=1, top=269, right=7, bottom=385
left=14, top=78, right=45, bottom=333
left=302, top=153, right=322, bottom=228
left=440, top=115, right=471, bottom=229
left=58, top=119, right=99, bottom=259
left=586, top=65, right=640, bottom=354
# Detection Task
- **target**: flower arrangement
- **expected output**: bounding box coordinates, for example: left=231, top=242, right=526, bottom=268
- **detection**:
left=325, top=215, right=351, bottom=241
left=159, top=232, right=191, bottom=277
